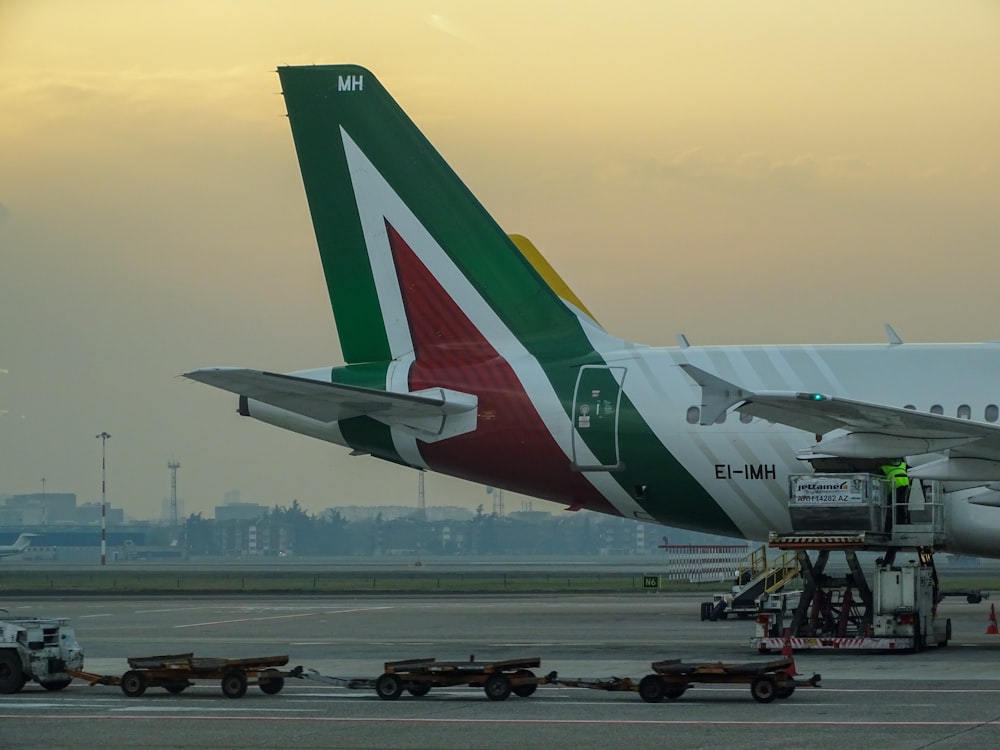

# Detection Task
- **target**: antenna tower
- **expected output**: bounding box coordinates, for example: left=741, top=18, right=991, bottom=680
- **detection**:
left=167, top=460, right=180, bottom=526
left=417, top=471, right=426, bottom=521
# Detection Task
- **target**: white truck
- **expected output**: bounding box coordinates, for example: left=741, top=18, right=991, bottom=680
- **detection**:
left=0, top=615, right=84, bottom=693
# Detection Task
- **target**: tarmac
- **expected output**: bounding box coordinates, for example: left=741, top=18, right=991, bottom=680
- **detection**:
left=3, top=591, right=1000, bottom=749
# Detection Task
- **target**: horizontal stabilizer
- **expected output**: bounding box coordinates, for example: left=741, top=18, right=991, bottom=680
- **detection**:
left=184, top=368, right=478, bottom=440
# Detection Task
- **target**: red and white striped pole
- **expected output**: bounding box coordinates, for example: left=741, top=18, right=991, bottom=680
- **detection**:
left=96, top=431, right=110, bottom=566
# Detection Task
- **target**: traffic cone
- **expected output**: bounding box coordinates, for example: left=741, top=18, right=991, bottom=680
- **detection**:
left=986, top=604, right=999, bottom=635
left=780, top=630, right=800, bottom=676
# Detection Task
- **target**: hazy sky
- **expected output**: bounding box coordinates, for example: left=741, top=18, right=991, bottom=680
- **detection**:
left=1, top=0, right=998, bottom=520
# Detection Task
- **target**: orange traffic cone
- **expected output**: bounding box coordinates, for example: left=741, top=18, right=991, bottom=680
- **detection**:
left=781, top=630, right=800, bottom=676
left=986, top=603, right=999, bottom=635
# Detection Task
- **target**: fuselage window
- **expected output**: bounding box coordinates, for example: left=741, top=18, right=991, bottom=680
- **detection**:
left=904, top=404, right=916, bottom=410
left=957, top=404, right=972, bottom=419
left=930, top=404, right=944, bottom=415
left=739, top=412, right=753, bottom=424
left=715, top=411, right=727, bottom=424
left=986, top=404, right=999, bottom=423
left=686, top=406, right=700, bottom=424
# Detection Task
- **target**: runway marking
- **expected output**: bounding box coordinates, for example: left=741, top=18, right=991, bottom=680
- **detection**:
left=174, top=612, right=317, bottom=628
left=175, top=606, right=392, bottom=628
left=1, top=714, right=999, bottom=727
left=111, top=706, right=312, bottom=719
left=79, top=613, right=112, bottom=619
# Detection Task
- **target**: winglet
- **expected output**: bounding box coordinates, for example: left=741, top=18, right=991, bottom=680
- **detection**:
left=884, top=323, right=903, bottom=345
left=678, top=364, right=755, bottom=425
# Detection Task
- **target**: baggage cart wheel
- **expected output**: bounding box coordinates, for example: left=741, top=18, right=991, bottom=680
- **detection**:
left=375, top=673, right=404, bottom=700
left=40, top=678, right=72, bottom=691
left=638, top=675, right=665, bottom=704
left=259, top=669, right=285, bottom=695
left=120, top=670, right=147, bottom=698
left=164, top=683, right=188, bottom=694
left=775, top=683, right=795, bottom=699
left=0, top=651, right=25, bottom=694
left=751, top=675, right=777, bottom=703
left=221, top=669, right=248, bottom=699
left=511, top=669, right=537, bottom=698
left=407, top=684, right=431, bottom=697
left=664, top=684, right=686, bottom=700
left=484, top=672, right=512, bottom=701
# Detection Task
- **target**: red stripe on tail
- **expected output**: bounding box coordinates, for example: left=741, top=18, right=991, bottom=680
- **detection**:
left=386, top=222, right=619, bottom=514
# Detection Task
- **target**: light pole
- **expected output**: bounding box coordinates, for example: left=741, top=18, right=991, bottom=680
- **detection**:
left=96, top=432, right=110, bottom=566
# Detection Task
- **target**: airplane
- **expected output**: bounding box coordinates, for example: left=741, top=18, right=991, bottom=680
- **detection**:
left=186, top=64, right=1000, bottom=562
left=0, top=533, right=37, bottom=559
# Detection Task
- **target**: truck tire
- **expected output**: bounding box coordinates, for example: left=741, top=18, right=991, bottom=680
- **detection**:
left=0, top=651, right=25, bottom=694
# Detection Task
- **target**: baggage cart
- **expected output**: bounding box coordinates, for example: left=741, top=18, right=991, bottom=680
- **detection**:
left=67, top=653, right=302, bottom=698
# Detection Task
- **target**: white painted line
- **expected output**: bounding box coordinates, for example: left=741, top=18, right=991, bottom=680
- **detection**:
left=111, top=705, right=313, bottom=719
left=1, top=715, right=999, bottom=727
left=175, top=606, right=392, bottom=628
left=174, top=612, right=317, bottom=628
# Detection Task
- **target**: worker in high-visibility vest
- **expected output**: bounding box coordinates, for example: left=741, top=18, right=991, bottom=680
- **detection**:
left=881, top=459, right=910, bottom=528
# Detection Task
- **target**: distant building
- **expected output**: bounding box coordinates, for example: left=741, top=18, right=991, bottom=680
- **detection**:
left=332, top=505, right=475, bottom=523
left=215, top=502, right=268, bottom=522
left=75, top=502, right=125, bottom=525
left=212, top=518, right=293, bottom=556
left=2, top=493, right=78, bottom=525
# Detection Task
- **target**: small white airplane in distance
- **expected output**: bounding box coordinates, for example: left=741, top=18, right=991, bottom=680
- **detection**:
left=0, top=533, right=37, bottom=559
left=186, top=65, right=1000, bottom=562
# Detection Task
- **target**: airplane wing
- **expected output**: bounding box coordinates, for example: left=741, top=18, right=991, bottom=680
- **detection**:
left=184, top=368, right=478, bottom=441
left=679, top=363, right=1000, bottom=483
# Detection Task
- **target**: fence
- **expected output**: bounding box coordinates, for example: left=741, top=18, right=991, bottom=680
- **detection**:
left=661, top=544, right=749, bottom=583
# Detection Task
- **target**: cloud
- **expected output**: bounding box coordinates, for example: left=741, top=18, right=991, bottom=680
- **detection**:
left=612, top=148, right=871, bottom=197
left=653, top=148, right=867, bottom=186
left=426, top=14, right=479, bottom=45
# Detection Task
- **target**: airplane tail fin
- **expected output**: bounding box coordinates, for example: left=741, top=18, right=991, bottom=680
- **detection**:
left=13, top=533, right=34, bottom=551
left=277, top=65, right=602, bottom=367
